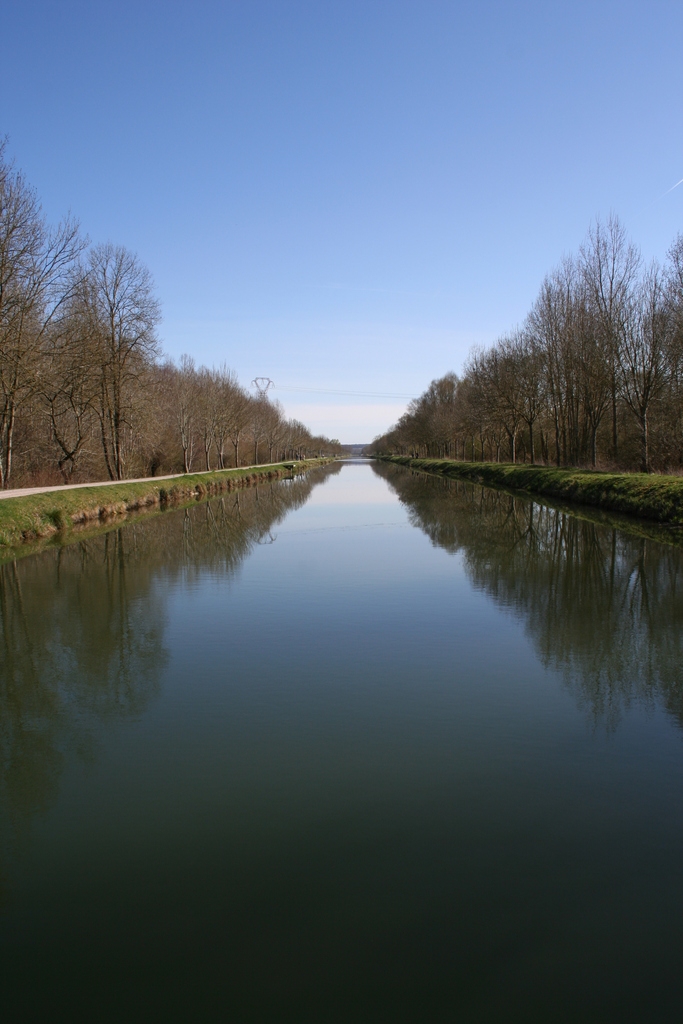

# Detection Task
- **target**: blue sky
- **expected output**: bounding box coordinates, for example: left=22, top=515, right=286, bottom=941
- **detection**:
left=2, top=1, right=682, bottom=441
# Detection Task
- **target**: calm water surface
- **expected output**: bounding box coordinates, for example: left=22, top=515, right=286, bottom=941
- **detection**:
left=1, top=460, right=683, bottom=1021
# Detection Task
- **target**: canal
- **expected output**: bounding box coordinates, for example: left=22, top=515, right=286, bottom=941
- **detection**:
left=1, top=459, right=682, bottom=1021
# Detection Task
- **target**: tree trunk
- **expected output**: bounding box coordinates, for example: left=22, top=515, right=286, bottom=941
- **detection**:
left=100, top=414, right=116, bottom=480
left=611, top=372, right=618, bottom=462
left=641, top=410, right=650, bottom=473
left=1, top=403, right=16, bottom=488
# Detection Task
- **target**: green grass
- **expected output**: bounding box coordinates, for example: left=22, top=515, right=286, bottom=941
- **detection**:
left=0, top=460, right=330, bottom=554
left=378, top=456, right=683, bottom=528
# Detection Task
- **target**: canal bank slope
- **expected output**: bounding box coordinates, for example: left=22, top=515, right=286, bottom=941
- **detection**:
left=377, top=456, right=683, bottom=528
left=0, top=460, right=332, bottom=550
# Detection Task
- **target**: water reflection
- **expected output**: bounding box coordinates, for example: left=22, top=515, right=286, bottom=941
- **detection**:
left=0, top=464, right=341, bottom=863
left=373, top=461, right=683, bottom=730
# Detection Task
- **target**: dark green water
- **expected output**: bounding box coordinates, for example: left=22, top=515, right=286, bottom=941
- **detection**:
left=1, top=460, right=683, bottom=1022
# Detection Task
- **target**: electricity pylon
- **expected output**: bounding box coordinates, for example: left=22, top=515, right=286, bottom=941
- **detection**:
left=252, top=377, right=274, bottom=399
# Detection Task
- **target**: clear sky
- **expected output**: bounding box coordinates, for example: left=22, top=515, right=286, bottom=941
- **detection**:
left=2, top=1, right=682, bottom=442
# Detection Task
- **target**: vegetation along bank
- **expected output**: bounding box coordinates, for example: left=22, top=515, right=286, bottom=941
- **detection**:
left=378, top=457, right=683, bottom=528
left=369, top=218, right=683, bottom=475
left=0, top=460, right=331, bottom=553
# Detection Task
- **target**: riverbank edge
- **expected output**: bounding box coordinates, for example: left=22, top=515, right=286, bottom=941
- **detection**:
left=0, top=460, right=333, bottom=552
left=376, top=456, right=683, bottom=528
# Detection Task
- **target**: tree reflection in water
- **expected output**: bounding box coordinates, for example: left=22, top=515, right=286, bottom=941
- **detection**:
left=373, top=461, right=683, bottom=731
left=0, top=464, right=341, bottom=875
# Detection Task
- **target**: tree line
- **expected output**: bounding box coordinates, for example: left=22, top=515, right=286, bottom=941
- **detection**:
left=0, top=142, right=342, bottom=488
left=370, top=216, right=683, bottom=473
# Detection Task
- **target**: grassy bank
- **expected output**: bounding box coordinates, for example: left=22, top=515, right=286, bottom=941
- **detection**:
left=0, top=460, right=330, bottom=551
left=377, top=456, right=683, bottom=528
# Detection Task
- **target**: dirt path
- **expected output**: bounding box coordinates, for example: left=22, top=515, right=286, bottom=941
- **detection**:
left=0, top=465, right=272, bottom=500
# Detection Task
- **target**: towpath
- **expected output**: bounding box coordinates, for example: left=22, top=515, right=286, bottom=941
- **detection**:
left=0, top=464, right=283, bottom=500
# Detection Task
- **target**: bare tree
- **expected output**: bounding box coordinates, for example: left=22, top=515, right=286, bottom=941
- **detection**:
left=249, top=397, right=271, bottom=464
left=40, top=305, right=99, bottom=480
left=480, top=338, right=524, bottom=462
left=262, top=398, right=286, bottom=463
left=212, top=365, right=240, bottom=469
left=79, top=243, right=161, bottom=479
left=171, top=355, right=198, bottom=473
left=527, top=262, right=577, bottom=466
left=513, top=330, right=544, bottom=464
left=225, top=380, right=251, bottom=467
left=575, top=286, right=610, bottom=468
left=580, top=215, right=641, bottom=462
left=0, top=141, right=85, bottom=485
left=196, top=366, right=220, bottom=471
left=618, top=263, right=672, bottom=472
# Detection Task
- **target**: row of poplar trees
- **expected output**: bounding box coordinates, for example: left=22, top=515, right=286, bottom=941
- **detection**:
left=371, top=217, right=683, bottom=473
left=0, top=143, right=342, bottom=488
